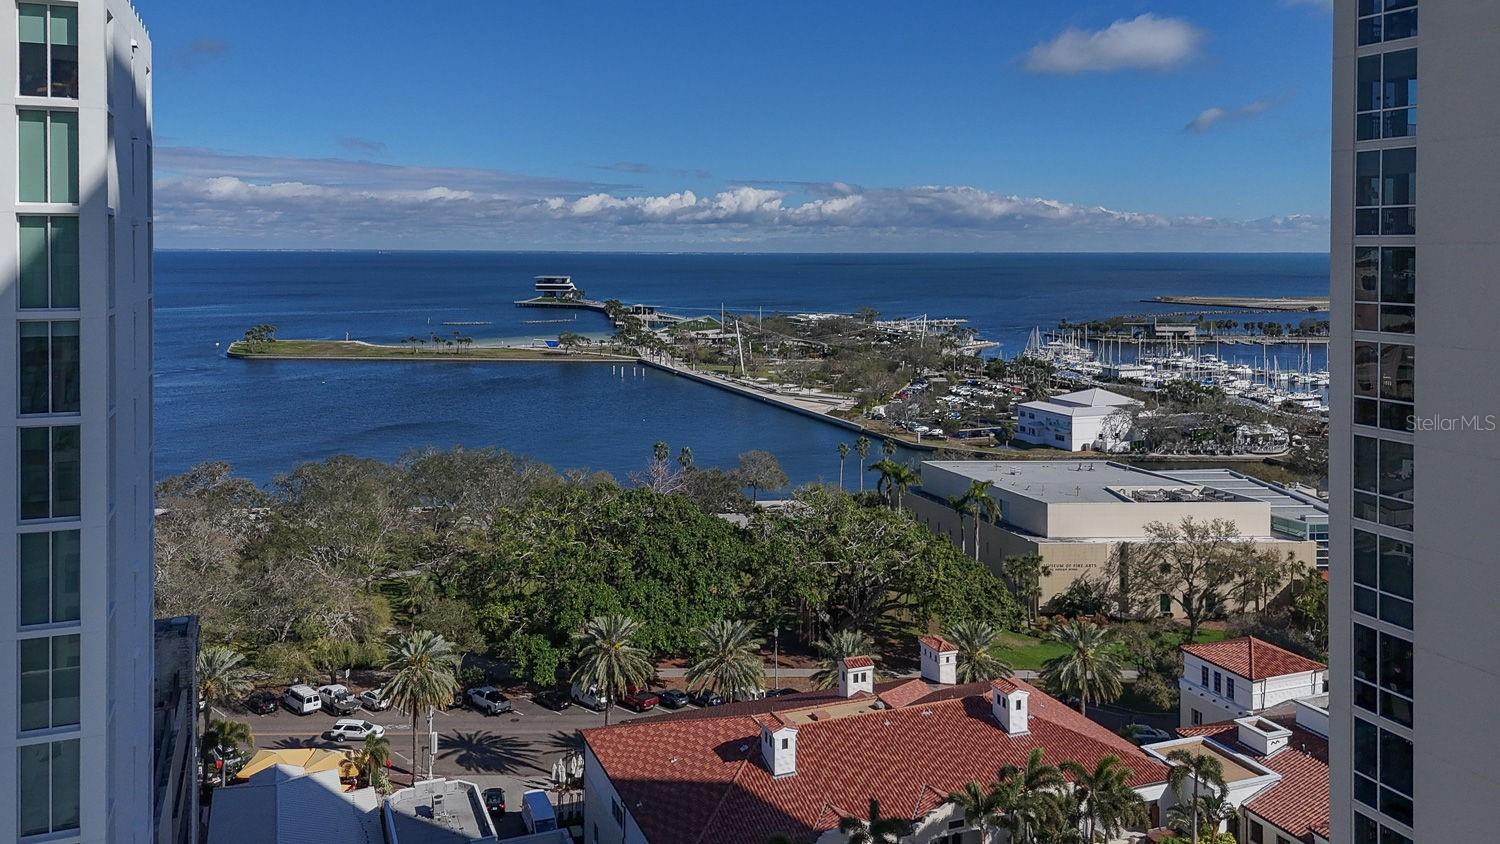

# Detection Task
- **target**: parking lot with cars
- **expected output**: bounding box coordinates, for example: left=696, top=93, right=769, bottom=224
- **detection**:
left=213, top=683, right=730, bottom=831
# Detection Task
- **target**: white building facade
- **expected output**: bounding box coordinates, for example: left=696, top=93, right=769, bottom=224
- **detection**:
left=1178, top=639, right=1328, bottom=728
left=0, top=2, right=155, bottom=842
left=1013, top=387, right=1139, bottom=452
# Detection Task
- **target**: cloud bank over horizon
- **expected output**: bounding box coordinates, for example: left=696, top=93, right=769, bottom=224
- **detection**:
left=156, top=147, right=1328, bottom=252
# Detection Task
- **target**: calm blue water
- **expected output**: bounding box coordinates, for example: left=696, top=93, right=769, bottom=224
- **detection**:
left=154, top=251, right=1329, bottom=485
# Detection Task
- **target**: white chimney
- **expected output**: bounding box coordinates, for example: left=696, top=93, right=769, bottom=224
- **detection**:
left=758, top=717, right=798, bottom=777
left=838, top=656, right=875, bottom=697
left=991, top=679, right=1029, bottom=735
left=919, top=635, right=958, bottom=685
left=1234, top=716, right=1292, bottom=757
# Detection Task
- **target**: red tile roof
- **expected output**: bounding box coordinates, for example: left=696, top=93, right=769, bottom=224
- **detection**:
left=840, top=655, right=874, bottom=669
left=1177, top=716, right=1328, bottom=844
left=1182, top=637, right=1325, bottom=681
left=584, top=678, right=1169, bottom=844
left=918, top=635, right=957, bottom=653
left=875, top=679, right=931, bottom=710
left=990, top=677, right=1022, bottom=695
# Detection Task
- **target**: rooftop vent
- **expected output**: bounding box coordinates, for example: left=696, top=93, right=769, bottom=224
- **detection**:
left=1235, top=716, right=1292, bottom=757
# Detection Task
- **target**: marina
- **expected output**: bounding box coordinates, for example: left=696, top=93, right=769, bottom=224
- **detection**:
left=1021, top=328, right=1330, bottom=415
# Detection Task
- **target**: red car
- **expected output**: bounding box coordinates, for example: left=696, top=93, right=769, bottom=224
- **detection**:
left=621, top=689, right=659, bottom=712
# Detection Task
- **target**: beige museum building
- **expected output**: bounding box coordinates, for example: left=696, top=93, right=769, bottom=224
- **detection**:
left=906, top=460, right=1324, bottom=606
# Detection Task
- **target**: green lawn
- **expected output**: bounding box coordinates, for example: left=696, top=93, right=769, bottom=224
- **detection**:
left=996, top=625, right=1231, bottom=672
left=994, top=631, right=1072, bottom=670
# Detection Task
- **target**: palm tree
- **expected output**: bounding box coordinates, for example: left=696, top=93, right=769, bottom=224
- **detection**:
left=809, top=629, right=875, bottom=689
left=384, top=629, right=461, bottom=785
left=881, top=438, right=897, bottom=459
left=356, top=732, right=393, bottom=791
left=1165, top=748, right=1228, bottom=844
left=197, top=645, right=255, bottom=735
left=942, top=619, right=1013, bottom=683
left=1039, top=619, right=1124, bottom=717
left=838, top=799, right=908, bottom=844
left=837, top=442, right=851, bottom=489
left=947, top=781, right=1002, bottom=842
left=571, top=614, right=654, bottom=726
left=855, top=436, right=871, bottom=492
left=203, top=718, right=255, bottom=786
left=993, top=748, right=1067, bottom=844
left=685, top=620, right=764, bottom=701
left=948, top=491, right=978, bottom=556
left=205, top=717, right=254, bottom=754
left=1059, top=755, right=1147, bottom=843
left=678, top=446, right=694, bottom=470
left=871, top=459, right=919, bottom=511
left=965, top=479, right=999, bottom=561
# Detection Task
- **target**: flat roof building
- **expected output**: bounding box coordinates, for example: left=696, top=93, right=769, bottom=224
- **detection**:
left=908, top=461, right=1323, bottom=603
left=383, top=778, right=498, bottom=844
left=1013, top=387, right=1141, bottom=452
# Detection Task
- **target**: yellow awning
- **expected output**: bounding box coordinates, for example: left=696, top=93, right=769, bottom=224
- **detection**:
left=235, top=747, right=355, bottom=780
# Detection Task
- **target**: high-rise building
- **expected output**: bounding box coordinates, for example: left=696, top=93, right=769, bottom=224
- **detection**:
left=0, top=2, right=155, bottom=841
left=1332, top=1, right=1500, bottom=841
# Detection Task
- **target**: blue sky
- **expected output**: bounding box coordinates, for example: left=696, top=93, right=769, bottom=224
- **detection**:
left=140, top=0, right=1333, bottom=251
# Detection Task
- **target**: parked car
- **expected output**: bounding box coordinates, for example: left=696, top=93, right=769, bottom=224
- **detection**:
left=244, top=690, right=280, bottom=715
left=533, top=690, right=572, bottom=712
left=731, top=687, right=767, bottom=703
left=282, top=684, right=322, bottom=715
left=467, top=686, right=514, bottom=716
left=570, top=683, right=610, bottom=712
left=482, top=787, right=506, bottom=817
left=358, top=687, right=391, bottom=712
left=323, top=718, right=385, bottom=742
left=765, top=688, right=799, bottom=698
left=318, top=684, right=361, bottom=716
left=621, top=689, right=659, bottom=712
left=655, top=688, right=690, bottom=709
left=1123, top=723, right=1174, bottom=745
left=689, top=689, right=724, bottom=708
left=521, top=790, right=557, bottom=833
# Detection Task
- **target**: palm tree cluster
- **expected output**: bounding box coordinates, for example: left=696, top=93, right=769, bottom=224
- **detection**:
left=870, top=458, right=919, bottom=512
left=947, top=479, right=999, bottom=560
left=946, top=749, right=1147, bottom=844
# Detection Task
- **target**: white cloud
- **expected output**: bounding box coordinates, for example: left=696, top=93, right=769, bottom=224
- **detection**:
left=153, top=148, right=1326, bottom=251
left=1025, top=14, right=1204, bottom=75
left=1185, top=99, right=1276, bottom=133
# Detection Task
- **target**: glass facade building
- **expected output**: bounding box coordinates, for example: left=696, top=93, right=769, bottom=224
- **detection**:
left=1, top=2, right=155, bottom=842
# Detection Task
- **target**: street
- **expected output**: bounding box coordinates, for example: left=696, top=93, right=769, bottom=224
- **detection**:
left=213, top=691, right=694, bottom=832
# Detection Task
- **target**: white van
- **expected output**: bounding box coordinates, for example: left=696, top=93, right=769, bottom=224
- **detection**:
left=283, top=684, right=322, bottom=715
left=570, top=682, right=609, bottom=711
left=521, top=789, right=557, bottom=833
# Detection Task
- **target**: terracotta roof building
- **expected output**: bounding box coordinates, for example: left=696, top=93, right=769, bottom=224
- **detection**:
left=1179, top=637, right=1328, bottom=729
left=580, top=640, right=1172, bottom=844
left=1171, top=695, right=1331, bottom=844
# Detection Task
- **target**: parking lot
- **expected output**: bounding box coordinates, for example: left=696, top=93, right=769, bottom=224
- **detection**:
left=212, top=688, right=701, bottom=832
